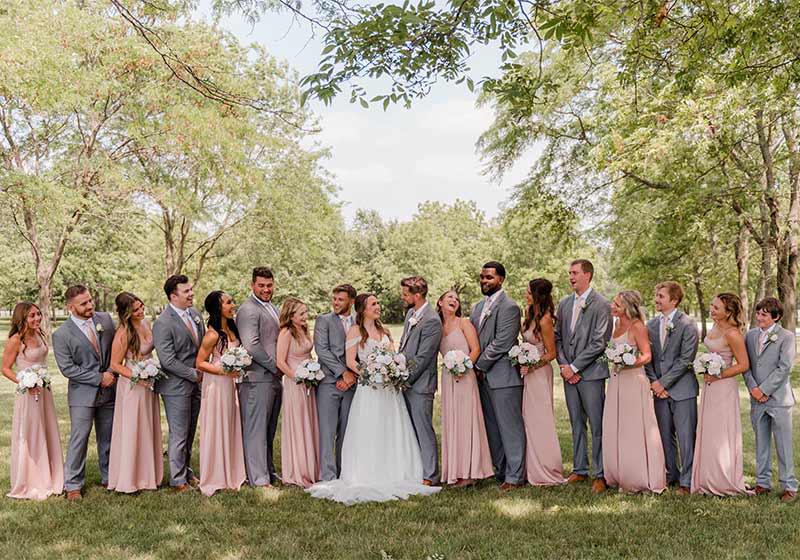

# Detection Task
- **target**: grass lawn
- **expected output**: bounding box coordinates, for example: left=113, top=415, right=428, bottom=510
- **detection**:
left=1, top=323, right=800, bottom=559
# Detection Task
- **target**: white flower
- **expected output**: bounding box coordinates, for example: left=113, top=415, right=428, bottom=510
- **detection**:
left=509, top=346, right=522, bottom=358
left=408, top=316, right=419, bottom=328
left=193, top=315, right=201, bottom=324
left=18, top=369, right=39, bottom=389
left=666, top=321, right=675, bottom=335
left=767, top=333, right=779, bottom=344
left=579, top=300, right=588, bottom=311
left=95, top=323, right=104, bottom=333
left=622, top=352, right=636, bottom=366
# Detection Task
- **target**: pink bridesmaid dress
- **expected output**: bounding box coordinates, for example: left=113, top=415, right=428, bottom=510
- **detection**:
left=199, top=339, right=246, bottom=496
left=602, top=331, right=666, bottom=493
left=521, top=329, right=566, bottom=486
left=8, top=335, right=64, bottom=500
left=691, top=330, right=751, bottom=496
left=281, top=335, right=320, bottom=488
left=439, top=327, right=494, bottom=484
left=108, top=337, right=164, bottom=493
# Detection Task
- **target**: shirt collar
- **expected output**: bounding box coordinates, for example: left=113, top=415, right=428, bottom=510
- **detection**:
left=251, top=292, right=272, bottom=308
left=762, top=323, right=778, bottom=336
left=169, top=303, right=190, bottom=317
left=413, top=302, right=429, bottom=318
left=662, top=308, right=677, bottom=322
left=485, top=290, right=503, bottom=305
left=575, top=287, right=593, bottom=303
left=70, top=314, right=94, bottom=328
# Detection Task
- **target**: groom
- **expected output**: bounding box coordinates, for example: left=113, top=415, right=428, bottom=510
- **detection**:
left=53, top=284, right=116, bottom=500
left=399, top=276, right=443, bottom=486
left=470, top=262, right=526, bottom=489
left=315, top=283, right=358, bottom=481
left=554, top=259, right=612, bottom=494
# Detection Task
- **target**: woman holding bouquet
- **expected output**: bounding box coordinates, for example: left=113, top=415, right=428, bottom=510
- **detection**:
left=437, top=290, right=493, bottom=487
left=2, top=302, right=63, bottom=500
left=602, top=290, right=666, bottom=493
left=196, top=291, right=246, bottom=496
left=691, top=293, right=751, bottom=496
left=108, top=292, right=163, bottom=493
left=520, top=279, right=566, bottom=486
left=276, top=297, right=320, bottom=488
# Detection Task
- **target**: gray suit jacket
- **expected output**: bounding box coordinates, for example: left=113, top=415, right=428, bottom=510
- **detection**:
left=644, top=309, right=699, bottom=401
left=314, top=312, right=348, bottom=384
left=744, top=326, right=796, bottom=408
left=153, top=305, right=205, bottom=397
left=469, top=291, right=522, bottom=390
left=554, top=289, right=612, bottom=381
left=235, top=294, right=280, bottom=383
left=400, top=304, right=443, bottom=395
left=53, top=312, right=116, bottom=407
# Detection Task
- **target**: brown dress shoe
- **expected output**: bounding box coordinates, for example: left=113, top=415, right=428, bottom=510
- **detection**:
left=66, top=490, right=82, bottom=501
left=453, top=478, right=477, bottom=488
left=188, top=477, right=200, bottom=488
left=422, top=479, right=434, bottom=487
left=753, top=485, right=771, bottom=496
left=591, top=478, right=607, bottom=494
left=566, top=473, right=588, bottom=484
left=781, top=490, right=797, bottom=503
left=675, top=486, right=691, bottom=496
left=499, top=482, right=525, bottom=491
left=173, top=484, right=191, bottom=493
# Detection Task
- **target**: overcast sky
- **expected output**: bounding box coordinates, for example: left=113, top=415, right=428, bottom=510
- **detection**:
left=200, top=5, right=533, bottom=223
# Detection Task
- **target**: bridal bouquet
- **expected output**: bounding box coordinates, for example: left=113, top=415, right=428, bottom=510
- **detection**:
left=220, top=346, right=253, bottom=383
left=442, top=350, right=473, bottom=380
left=130, top=358, right=166, bottom=389
left=693, top=352, right=725, bottom=377
left=508, top=342, right=542, bottom=368
left=359, top=345, right=410, bottom=392
left=16, top=364, right=51, bottom=401
left=295, top=359, right=325, bottom=395
left=602, top=341, right=638, bottom=369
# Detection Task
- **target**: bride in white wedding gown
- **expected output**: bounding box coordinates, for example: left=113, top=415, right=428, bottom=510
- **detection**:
left=307, top=294, right=441, bottom=505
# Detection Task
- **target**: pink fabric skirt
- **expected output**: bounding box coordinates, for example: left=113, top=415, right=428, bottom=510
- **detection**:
left=199, top=374, right=246, bottom=496
left=522, top=363, right=566, bottom=486
left=603, top=367, right=666, bottom=493
left=281, top=377, right=320, bottom=488
left=8, top=389, right=64, bottom=500
left=108, top=381, right=164, bottom=492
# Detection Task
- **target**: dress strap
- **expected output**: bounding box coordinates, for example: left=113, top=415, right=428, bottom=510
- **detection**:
left=345, top=337, right=361, bottom=350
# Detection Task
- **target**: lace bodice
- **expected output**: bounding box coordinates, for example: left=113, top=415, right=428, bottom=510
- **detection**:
left=348, top=334, right=392, bottom=363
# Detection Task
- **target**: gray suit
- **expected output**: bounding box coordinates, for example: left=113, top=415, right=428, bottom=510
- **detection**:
left=236, top=294, right=283, bottom=485
left=314, top=312, right=356, bottom=481
left=53, top=312, right=116, bottom=491
left=470, top=291, right=526, bottom=485
left=744, top=326, right=797, bottom=492
left=555, top=289, right=612, bottom=479
left=400, top=303, right=443, bottom=483
left=153, top=305, right=205, bottom=487
left=644, top=309, right=699, bottom=488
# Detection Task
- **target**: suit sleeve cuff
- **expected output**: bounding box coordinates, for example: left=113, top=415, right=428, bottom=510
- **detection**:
left=570, top=364, right=579, bottom=374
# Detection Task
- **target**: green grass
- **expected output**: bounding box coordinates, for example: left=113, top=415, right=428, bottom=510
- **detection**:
left=2, top=325, right=800, bottom=559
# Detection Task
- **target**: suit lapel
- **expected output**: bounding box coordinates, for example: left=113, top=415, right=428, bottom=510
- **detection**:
left=570, top=291, right=593, bottom=340
left=479, top=293, right=502, bottom=334
left=67, top=318, right=99, bottom=357
left=169, top=306, right=198, bottom=348
left=648, top=320, right=662, bottom=355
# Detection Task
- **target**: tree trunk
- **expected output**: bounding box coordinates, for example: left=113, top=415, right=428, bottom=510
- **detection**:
left=778, top=113, right=800, bottom=332
left=735, top=220, right=751, bottom=326
left=37, top=275, right=55, bottom=345
left=693, top=267, right=707, bottom=340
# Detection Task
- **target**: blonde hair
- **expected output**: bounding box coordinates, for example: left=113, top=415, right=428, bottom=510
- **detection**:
left=616, top=290, right=647, bottom=322
left=279, top=297, right=309, bottom=341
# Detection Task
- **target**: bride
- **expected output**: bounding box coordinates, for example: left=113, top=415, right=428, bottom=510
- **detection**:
left=307, top=293, right=441, bottom=505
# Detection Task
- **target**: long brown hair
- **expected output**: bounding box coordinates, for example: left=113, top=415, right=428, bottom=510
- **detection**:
left=8, top=302, right=45, bottom=348
left=715, top=292, right=745, bottom=330
left=524, top=279, right=555, bottom=337
left=115, top=292, right=145, bottom=360
left=354, top=293, right=391, bottom=346
left=279, top=297, right=309, bottom=342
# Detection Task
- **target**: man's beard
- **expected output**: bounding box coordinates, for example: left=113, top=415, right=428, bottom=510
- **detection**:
left=481, top=285, right=500, bottom=297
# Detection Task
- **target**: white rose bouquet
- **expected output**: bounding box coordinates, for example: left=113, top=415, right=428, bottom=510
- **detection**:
left=442, top=350, right=473, bottom=380
left=358, top=344, right=411, bottom=392
left=693, top=352, right=725, bottom=377
left=295, top=359, right=325, bottom=395
left=130, top=358, right=166, bottom=389
left=508, top=342, right=542, bottom=368
left=220, top=346, right=253, bottom=383
left=16, top=364, right=51, bottom=401
left=602, top=342, right=638, bottom=370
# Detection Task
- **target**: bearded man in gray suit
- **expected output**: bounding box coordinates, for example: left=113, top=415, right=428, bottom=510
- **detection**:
left=744, top=297, right=797, bottom=502
left=645, top=281, right=699, bottom=495
left=153, top=274, right=205, bottom=492
left=236, top=267, right=283, bottom=487
left=470, top=261, right=526, bottom=489
left=53, top=284, right=117, bottom=501
left=399, top=276, right=443, bottom=485
left=314, top=283, right=358, bottom=481
left=555, top=259, right=613, bottom=494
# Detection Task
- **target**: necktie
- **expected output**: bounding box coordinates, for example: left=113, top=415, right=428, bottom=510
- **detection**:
left=759, top=332, right=767, bottom=354
left=84, top=322, right=100, bottom=354
left=570, top=296, right=582, bottom=333
left=182, top=312, right=198, bottom=346
left=660, top=316, right=668, bottom=348
left=480, top=297, right=493, bottom=326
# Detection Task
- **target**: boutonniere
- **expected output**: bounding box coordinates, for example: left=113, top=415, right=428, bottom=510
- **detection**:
left=95, top=323, right=104, bottom=333
left=408, top=316, right=419, bottom=328
left=579, top=300, right=588, bottom=311
left=666, top=321, right=675, bottom=336
left=192, top=315, right=201, bottom=325
left=765, top=332, right=779, bottom=346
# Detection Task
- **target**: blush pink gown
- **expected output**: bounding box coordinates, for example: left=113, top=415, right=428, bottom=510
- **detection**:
left=439, top=327, right=493, bottom=484
left=108, top=337, right=164, bottom=493
left=602, top=331, right=666, bottom=493
left=521, top=328, right=566, bottom=486
left=199, top=339, right=246, bottom=496
left=691, top=330, right=751, bottom=496
left=280, top=334, right=320, bottom=488
left=7, top=335, right=64, bottom=500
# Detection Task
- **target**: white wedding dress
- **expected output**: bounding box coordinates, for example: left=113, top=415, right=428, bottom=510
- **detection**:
left=307, top=335, right=441, bottom=505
